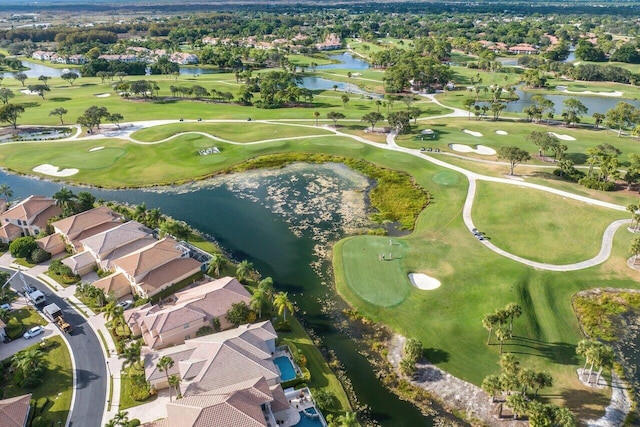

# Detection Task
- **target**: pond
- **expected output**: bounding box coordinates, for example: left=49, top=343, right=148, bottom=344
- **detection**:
left=316, top=53, right=370, bottom=71
left=299, top=76, right=382, bottom=98
left=0, top=164, right=433, bottom=426
left=480, top=85, right=640, bottom=115
left=19, top=61, right=81, bottom=78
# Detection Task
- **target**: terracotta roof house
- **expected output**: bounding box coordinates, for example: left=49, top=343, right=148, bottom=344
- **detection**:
left=316, top=33, right=342, bottom=51
left=0, top=196, right=62, bottom=243
left=35, top=233, right=66, bottom=256
left=125, top=276, right=252, bottom=349
left=508, top=43, right=539, bottom=55
left=79, top=221, right=155, bottom=270
left=0, top=318, right=6, bottom=341
left=164, top=377, right=289, bottom=427
left=93, top=272, right=132, bottom=300
left=52, top=206, right=124, bottom=251
left=144, top=321, right=278, bottom=391
left=62, top=250, right=97, bottom=276
left=110, top=237, right=201, bottom=299
left=0, top=393, right=32, bottom=427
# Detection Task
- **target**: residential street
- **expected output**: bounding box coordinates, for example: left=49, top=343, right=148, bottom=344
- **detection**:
left=1, top=266, right=106, bottom=427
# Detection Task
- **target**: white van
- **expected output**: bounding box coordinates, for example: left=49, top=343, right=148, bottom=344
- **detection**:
left=27, top=290, right=46, bottom=305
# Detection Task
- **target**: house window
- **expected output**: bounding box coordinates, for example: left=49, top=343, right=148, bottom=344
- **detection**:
left=184, top=335, right=190, bottom=340
left=184, top=323, right=189, bottom=329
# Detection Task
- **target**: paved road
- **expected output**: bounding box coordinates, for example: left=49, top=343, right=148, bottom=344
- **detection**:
left=2, top=268, right=106, bottom=427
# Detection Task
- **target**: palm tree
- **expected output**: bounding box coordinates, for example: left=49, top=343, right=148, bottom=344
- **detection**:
left=112, top=411, right=129, bottom=426
left=133, top=203, right=147, bottom=223
left=207, top=254, right=226, bottom=278
left=53, top=187, right=76, bottom=214
left=119, top=340, right=142, bottom=370
left=593, top=345, right=615, bottom=386
left=146, top=207, right=163, bottom=229
left=336, top=411, right=358, bottom=427
left=495, top=325, right=511, bottom=354
left=553, top=406, right=577, bottom=427
left=314, top=111, right=320, bottom=126
left=505, top=303, right=522, bottom=333
left=157, top=356, right=175, bottom=401
left=0, top=183, right=13, bottom=200
left=235, top=259, right=254, bottom=282
left=532, top=371, right=553, bottom=398
left=481, top=374, right=502, bottom=403
left=482, top=313, right=498, bottom=345
left=273, top=291, right=294, bottom=321
left=630, top=237, right=640, bottom=264
left=250, top=288, right=269, bottom=318
left=499, top=353, right=520, bottom=375
left=347, top=71, right=352, bottom=93
left=168, top=374, right=182, bottom=399
left=506, top=393, right=528, bottom=420
left=104, top=300, right=124, bottom=323
left=518, top=367, right=536, bottom=395
left=13, top=347, right=44, bottom=372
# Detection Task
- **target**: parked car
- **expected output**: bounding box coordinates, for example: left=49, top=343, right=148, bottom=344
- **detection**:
left=117, top=300, right=133, bottom=310
left=476, top=234, right=485, bottom=241
left=0, top=303, right=11, bottom=311
left=23, top=326, right=45, bottom=339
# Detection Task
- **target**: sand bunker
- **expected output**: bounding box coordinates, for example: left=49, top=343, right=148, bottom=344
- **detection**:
left=89, top=146, right=104, bottom=152
left=32, top=164, right=79, bottom=177
left=408, top=273, right=441, bottom=290
left=495, top=130, right=508, bottom=135
left=449, top=144, right=496, bottom=155
left=463, top=129, right=483, bottom=137
left=19, top=89, right=39, bottom=96
left=549, top=132, right=576, bottom=141
left=556, top=86, right=622, bottom=97
left=95, top=93, right=111, bottom=98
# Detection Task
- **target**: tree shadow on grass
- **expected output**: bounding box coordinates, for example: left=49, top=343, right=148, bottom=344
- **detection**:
left=565, top=152, right=588, bottom=165
left=507, top=336, right=578, bottom=365
left=49, top=97, right=72, bottom=102
left=19, top=102, right=40, bottom=109
left=80, top=83, right=96, bottom=87
left=423, top=347, right=449, bottom=364
left=561, top=387, right=611, bottom=421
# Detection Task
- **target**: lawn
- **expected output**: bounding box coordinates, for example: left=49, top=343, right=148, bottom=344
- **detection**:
left=472, top=181, right=627, bottom=264
left=119, top=368, right=157, bottom=411
left=4, top=307, right=47, bottom=339
left=331, top=146, right=636, bottom=420
left=1, top=336, right=73, bottom=426
left=278, top=317, right=352, bottom=417
left=130, top=121, right=334, bottom=143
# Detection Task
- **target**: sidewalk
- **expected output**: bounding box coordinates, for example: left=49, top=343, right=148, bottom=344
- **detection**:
left=0, top=254, right=122, bottom=427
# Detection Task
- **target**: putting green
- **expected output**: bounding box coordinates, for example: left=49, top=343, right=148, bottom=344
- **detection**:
left=432, top=171, right=460, bottom=186
left=340, top=236, right=410, bottom=307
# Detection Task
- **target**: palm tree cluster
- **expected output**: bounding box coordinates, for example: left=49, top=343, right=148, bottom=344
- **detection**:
left=52, top=187, right=96, bottom=217
left=576, top=339, right=615, bottom=387
left=482, top=303, right=522, bottom=353
left=481, top=354, right=568, bottom=425
left=104, top=411, right=140, bottom=427
left=12, top=347, right=47, bottom=388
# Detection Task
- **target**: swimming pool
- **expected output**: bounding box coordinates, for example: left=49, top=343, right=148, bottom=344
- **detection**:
left=295, top=407, right=323, bottom=427
left=274, top=356, right=297, bottom=381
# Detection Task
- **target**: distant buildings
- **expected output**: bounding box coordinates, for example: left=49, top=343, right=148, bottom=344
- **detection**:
left=0, top=195, right=61, bottom=244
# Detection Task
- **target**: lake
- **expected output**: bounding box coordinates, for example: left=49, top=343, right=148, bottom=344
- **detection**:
left=482, top=85, right=640, bottom=115
left=0, top=164, right=433, bottom=426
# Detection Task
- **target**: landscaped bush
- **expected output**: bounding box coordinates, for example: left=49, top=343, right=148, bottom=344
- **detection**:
left=313, top=389, right=338, bottom=411
left=5, top=316, right=23, bottom=339
left=31, top=415, right=52, bottom=427
left=9, top=236, right=37, bottom=259
left=274, top=320, right=291, bottom=332
left=48, top=259, right=79, bottom=284
left=30, top=248, right=51, bottom=264
left=129, top=372, right=152, bottom=401
left=196, top=325, right=214, bottom=337
left=578, top=176, right=616, bottom=191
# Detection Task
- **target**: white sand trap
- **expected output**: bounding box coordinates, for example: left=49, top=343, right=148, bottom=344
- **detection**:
left=549, top=132, right=576, bottom=141
left=463, top=129, right=483, bottom=137
left=449, top=144, right=496, bottom=155
left=32, top=164, right=79, bottom=177
left=409, top=273, right=441, bottom=290
left=89, top=146, right=104, bottom=152
left=556, top=86, right=622, bottom=97
left=495, top=130, right=508, bottom=135
left=95, top=93, right=111, bottom=98
left=20, top=89, right=39, bottom=96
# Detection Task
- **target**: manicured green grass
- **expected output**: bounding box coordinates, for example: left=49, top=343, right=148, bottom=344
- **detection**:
left=331, top=147, right=635, bottom=419
left=5, top=307, right=47, bottom=338
left=279, top=317, right=351, bottom=416
left=472, top=182, right=626, bottom=264
left=287, top=54, right=334, bottom=66
left=131, top=122, right=333, bottom=143
left=1, top=336, right=73, bottom=426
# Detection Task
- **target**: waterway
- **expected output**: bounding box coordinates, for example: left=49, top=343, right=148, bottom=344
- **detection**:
left=482, top=85, right=640, bottom=115
left=0, top=164, right=432, bottom=426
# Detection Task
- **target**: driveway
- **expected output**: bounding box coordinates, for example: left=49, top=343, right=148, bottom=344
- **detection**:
left=2, top=267, right=106, bottom=427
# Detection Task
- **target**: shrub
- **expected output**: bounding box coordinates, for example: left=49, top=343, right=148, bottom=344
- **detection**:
left=579, top=176, right=616, bottom=191
left=196, top=326, right=214, bottom=337
left=5, top=316, right=22, bottom=339
left=274, top=320, right=291, bottom=332
left=313, top=389, right=337, bottom=411
left=129, top=373, right=151, bottom=401
left=9, top=236, right=37, bottom=258
left=31, top=416, right=52, bottom=427
left=30, top=248, right=51, bottom=264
